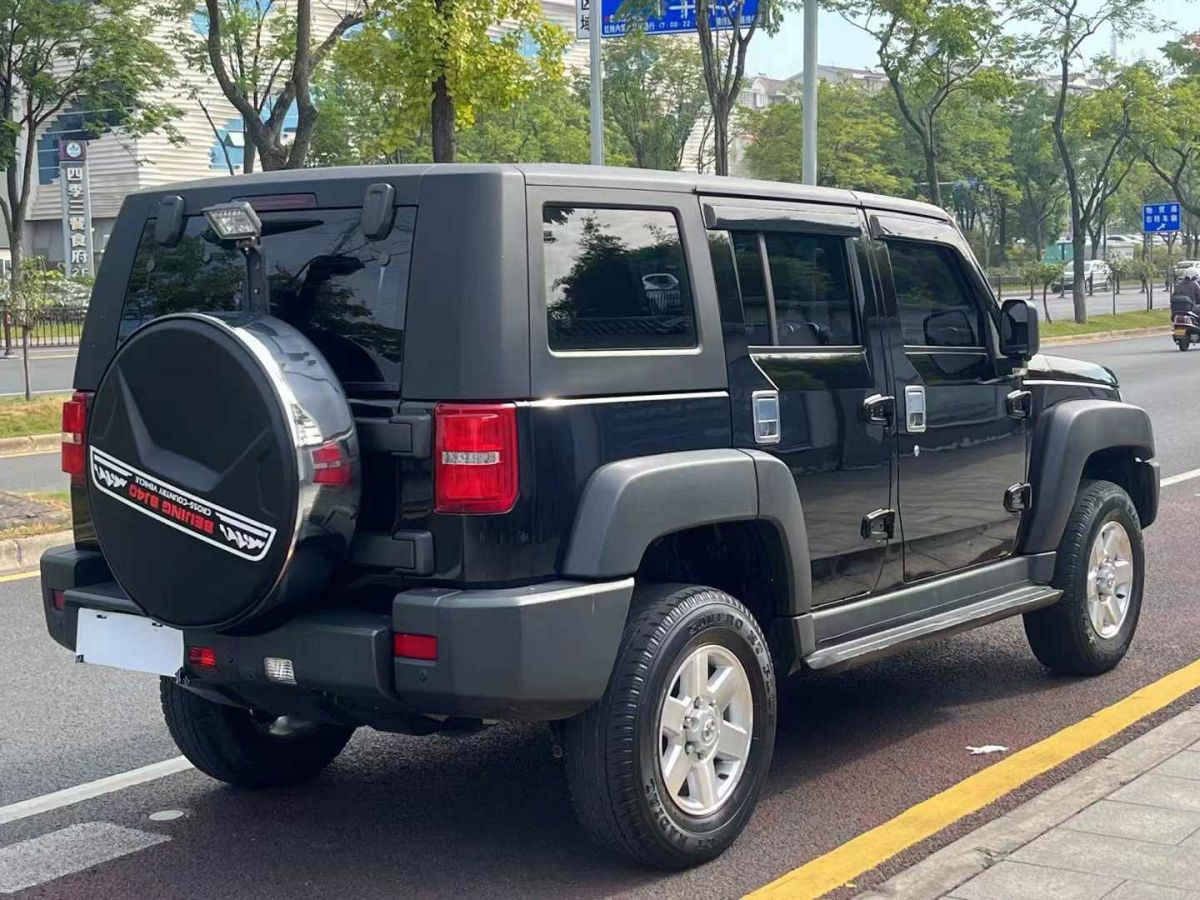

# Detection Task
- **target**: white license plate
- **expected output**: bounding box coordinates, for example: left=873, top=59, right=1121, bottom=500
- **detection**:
left=76, top=609, right=183, bottom=676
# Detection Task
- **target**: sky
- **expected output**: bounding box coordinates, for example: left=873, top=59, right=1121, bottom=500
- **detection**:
left=746, top=0, right=1188, bottom=80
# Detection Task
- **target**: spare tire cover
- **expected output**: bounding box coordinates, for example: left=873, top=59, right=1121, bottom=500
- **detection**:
left=88, top=314, right=359, bottom=630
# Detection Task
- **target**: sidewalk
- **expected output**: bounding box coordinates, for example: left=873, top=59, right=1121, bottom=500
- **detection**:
left=859, top=704, right=1200, bottom=900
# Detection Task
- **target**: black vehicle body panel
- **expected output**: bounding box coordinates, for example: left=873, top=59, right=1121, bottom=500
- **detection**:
left=46, top=164, right=1158, bottom=725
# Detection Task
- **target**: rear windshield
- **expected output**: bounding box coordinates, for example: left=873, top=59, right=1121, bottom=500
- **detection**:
left=120, top=206, right=415, bottom=394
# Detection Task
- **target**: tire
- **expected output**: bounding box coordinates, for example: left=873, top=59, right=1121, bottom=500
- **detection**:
left=564, top=584, right=777, bottom=869
left=161, top=678, right=355, bottom=788
left=1024, top=480, right=1144, bottom=676
left=1179, top=339, right=1191, bottom=351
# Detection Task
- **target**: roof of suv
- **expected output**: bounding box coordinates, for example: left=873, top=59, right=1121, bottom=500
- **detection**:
left=131, top=163, right=951, bottom=223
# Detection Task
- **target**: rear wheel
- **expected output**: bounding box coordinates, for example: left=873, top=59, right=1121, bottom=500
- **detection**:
left=564, top=584, right=776, bottom=869
left=1024, top=480, right=1144, bottom=676
left=1179, top=339, right=1191, bottom=351
left=161, top=679, right=354, bottom=788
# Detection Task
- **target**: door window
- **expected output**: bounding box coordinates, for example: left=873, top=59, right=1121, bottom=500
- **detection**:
left=886, top=241, right=984, bottom=349
left=764, top=233, right=857, bottom=347
left=712, top=230, right=859, bottom=348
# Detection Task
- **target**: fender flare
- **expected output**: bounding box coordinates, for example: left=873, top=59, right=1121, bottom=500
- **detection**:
left=561, top=448, right=813, bottom=616
left=1021, top=399, right=1156, bottom=554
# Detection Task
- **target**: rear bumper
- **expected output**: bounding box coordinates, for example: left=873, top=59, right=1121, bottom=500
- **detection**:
left=40, top=545, right=633, bottom=723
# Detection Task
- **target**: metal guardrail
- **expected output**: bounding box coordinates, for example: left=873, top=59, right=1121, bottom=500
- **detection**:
left=1, top=306, right=86, bottom=351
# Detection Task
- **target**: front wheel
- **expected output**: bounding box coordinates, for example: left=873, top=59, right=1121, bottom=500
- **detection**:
left=564, top=585, right=777, bottom=869
left=1024, top=480, right=1144, bottom=676
left=160, top=679, right=355, bottom=787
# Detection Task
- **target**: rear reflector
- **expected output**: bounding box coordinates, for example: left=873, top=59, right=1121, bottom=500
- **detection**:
left=434, top=403, right=518, bottom=514
left=394, top=632, right=438, bottom=661
left=50, top=589, right=65, bottom=611
left=310, top=440, right=350, bottom=487
left=61, top=390, right=92, bottom=484
left=187, top=646, right=217, bottom=670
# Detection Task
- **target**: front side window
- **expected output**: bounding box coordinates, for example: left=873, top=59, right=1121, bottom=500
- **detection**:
left=122, top=207, right=415, bottom=388
left=887, top=241, right=984, bottom=348
left=542, top=205, right=696, bottom=352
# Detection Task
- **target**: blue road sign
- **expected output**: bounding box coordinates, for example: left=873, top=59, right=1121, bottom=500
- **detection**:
left=1143, top=202, right=1182, bottom=234
left=578, top=0, right=760, bottom=38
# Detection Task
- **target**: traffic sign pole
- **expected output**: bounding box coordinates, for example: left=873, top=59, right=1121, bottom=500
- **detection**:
left=589, top=0, right=603, bottom=166
left=801, top=0, right=817, bottom=185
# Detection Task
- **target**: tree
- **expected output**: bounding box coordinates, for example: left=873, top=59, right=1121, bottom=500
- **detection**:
left=692, top=0, right=783, bottom=176
left=1009, top=86, right=1067, bottom=255
left=338, top=0, right=566, bottom=163
left=0, top=0, right=177, bottom=347
left=459, top=77, right=594, bottom=164
left=740, top=81, right=905, bottom=193
left=602, top=29, right=708, bottom=171
left=1027, top=0, right=1152, bottom=322
left=1139, top=75, right=1200, bottom=220
left=173, top=0, right=368, bottom=171
left=828, top=0, right=1013, bottom=207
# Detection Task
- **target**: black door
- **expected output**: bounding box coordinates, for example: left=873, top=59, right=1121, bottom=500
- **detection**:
left=707, top=204, right=894, bottom=606
left=876, top=228, right=1027, bottom=582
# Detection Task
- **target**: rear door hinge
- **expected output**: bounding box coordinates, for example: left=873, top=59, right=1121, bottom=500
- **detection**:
left=1007, top=389, right=1032, bottom=419
left=1004, top=483, right=1031, bottom=513
left=861, top=508, right=896, bottom=542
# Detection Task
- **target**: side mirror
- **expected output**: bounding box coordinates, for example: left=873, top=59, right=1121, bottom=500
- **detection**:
left=1000, top=298, right=1039, bottom=361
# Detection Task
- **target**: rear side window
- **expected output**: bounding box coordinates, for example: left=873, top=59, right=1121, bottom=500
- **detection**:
left=763, top=232, right=856, bottom=347
left=122, top=207, right=415, bottom=390
left=542, top=205, right=696, bottom=351
left=887, top=241, right=984, bottom=348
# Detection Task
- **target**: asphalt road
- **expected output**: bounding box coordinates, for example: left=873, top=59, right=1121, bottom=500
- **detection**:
left=1013, top=285, right=1170, bottom=321
left=0, top=349, right=76, bottom=397
left=2, top=334, right=1199, bottom=899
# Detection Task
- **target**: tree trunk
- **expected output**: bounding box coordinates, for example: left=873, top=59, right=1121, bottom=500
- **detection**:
left=1042, top=284, right=1052, bottom=324
left=244, top=133, right=257, bottom=174
left=20, top=325, right=29, bottom=401
left=713, top=102, right=730, bottom=176
left=1070, top=197, right=1087, bottom=323
left=431, top=75, right=455, bottom=163
left=923, top=143, right=941, bottom=208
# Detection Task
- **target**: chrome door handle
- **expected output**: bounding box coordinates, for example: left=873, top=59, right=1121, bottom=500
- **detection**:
left=752, top=390, right=780, bottom=445
left=904, top=385, right=926, bottom=433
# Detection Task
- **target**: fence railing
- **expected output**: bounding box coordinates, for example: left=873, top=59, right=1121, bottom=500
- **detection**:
left=1, top=305, right=86, bottom=351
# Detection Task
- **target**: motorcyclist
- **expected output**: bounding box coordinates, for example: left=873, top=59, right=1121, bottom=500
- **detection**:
left=1176, top=270, right=1200, bottom=306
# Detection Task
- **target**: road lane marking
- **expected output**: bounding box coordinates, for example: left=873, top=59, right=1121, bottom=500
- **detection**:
left=0, top=570, right=39, bottom=584
left=0, top=822, right=169, bottom=893
left=745, top=658, right=1200, bottom=900
left=0, top=389, right=71, bottom=398
left=0, top=758, right=193, bottom=827
left=1161, top=468, right=1200, bottom=487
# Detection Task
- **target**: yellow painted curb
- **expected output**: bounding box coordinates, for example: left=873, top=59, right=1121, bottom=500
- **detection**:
left=746, top=658, right=1200, bottom=900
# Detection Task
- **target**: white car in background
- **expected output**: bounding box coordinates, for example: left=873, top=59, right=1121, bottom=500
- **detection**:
left=1057, top=259, right=1112, bottom=292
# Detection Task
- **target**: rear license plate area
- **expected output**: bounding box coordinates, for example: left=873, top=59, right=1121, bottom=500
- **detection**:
left=76, top=609, right=183, bottom=676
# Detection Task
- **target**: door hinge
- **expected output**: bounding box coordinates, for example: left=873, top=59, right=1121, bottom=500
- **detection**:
left=861, top=508, right=896, bottom=542
left=1004, top=483, right=1031, bottom=513
left=1007, top=389, right=1032, bottom=419
left=862, top=393, right=895, bottom=427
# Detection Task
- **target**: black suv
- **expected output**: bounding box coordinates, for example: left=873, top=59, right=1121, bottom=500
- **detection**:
left=41, top=165, right=1158, bottom=869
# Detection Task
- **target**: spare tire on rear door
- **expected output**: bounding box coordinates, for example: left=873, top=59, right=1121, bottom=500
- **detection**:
left=87, top=314, right=359, bottom=631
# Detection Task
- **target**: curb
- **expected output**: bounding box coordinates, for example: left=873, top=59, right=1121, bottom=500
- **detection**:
left=0, top=529, right=70, bottom=575
left=0, top=432, right=58, bottom=458
left=854, top=703, right=1200, bottom=900
left=1041, top=325, right=1166, bottom=347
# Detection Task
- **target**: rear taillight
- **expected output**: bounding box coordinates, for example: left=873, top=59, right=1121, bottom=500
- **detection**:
left=434, top=403, right=518, bottom=514
left=61, top=390, right=92, bottom=484
left=310, top=440, right=350, bottom=487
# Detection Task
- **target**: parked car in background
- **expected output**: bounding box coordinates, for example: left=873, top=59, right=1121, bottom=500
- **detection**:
left=1056, top=259, right=1112, bottom=292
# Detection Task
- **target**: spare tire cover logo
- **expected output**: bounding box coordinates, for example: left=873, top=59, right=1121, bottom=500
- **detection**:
left=90, top=447, right=277, bottom=562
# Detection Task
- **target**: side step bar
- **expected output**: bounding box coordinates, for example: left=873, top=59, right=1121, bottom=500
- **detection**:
left=804, top=583, right=1061, bottom=672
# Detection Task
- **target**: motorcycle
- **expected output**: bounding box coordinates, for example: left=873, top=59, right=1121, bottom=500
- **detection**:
left=1171, top=296, right=1200, bottom=351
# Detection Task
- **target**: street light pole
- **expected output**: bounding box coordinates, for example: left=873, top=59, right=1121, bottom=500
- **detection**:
left=801, top=0, right=818, bottom=185
left=589, top=1, right=604, bottom=166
